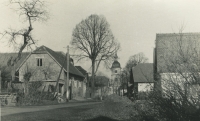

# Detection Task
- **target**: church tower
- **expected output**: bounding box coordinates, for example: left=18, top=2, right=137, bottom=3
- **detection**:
left=111, top=53, right=121, bottom=95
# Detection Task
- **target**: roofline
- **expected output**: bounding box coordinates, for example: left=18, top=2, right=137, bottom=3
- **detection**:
left=132, top=63, right=153, bottom=69
left=15, top=53, right=32, bottom=71
left=156, top=32, right=200, bottom=37
left=45, top=51, right=68, bottom=72
left=15, top=47, right=84, bottom=78
left=73, top=64, right=85, bottom=77
left=46, top=51, right=84, bottom=78
left=14, top=51, right=66, bottom=73
left=156, top=32, right=200, bottom=35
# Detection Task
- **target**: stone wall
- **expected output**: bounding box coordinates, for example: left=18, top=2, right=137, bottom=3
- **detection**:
left=71, top=79, right=86, bottom=99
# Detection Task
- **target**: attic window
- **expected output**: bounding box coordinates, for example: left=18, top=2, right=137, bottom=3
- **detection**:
left=37, top=58, right=42, bottom=66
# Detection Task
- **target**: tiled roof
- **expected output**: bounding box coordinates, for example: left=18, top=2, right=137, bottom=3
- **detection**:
left=75, top=66, right=87, bottom=76
left=0, top=45, right=85, bottom=78
left=34, top=45, right=84, bottom=78
left=155, top=33, right=200, bottom=73
left=132, top=63, right=154, bottom=83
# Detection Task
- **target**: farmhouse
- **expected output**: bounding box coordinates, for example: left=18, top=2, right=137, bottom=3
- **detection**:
left=0, top=45, right=86, bottom=99
left=154, top=33, right=200, bottom=99
left=131, top=63, right=154, bottom=99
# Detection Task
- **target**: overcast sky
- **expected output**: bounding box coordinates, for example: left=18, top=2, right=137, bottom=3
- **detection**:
left=1, top=0, right=200, bottom=76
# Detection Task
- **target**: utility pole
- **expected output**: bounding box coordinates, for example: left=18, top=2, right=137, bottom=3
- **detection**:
left=66, top=45, right=69, bottom=101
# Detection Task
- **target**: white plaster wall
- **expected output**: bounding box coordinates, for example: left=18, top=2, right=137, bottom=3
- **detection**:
left=138, top=83, right=154, bottom=92
left=19, top=53, right=65, bottom=82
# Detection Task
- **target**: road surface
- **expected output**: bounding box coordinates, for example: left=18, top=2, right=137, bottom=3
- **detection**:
left=1, top=101, right=101, bottom=116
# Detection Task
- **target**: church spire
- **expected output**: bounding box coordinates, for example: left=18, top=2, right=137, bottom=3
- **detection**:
left=114, top=52, right=118, bottom=61
left=111, top=52, right=121, bottom=69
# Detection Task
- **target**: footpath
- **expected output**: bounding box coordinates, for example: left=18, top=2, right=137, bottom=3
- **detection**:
left=1, top=100, right=101, bottom=116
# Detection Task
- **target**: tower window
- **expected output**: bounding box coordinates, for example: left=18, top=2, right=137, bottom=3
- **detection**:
left=115, top=70, right=117, bottom=73
left=37, top=58, right=42, bottom=66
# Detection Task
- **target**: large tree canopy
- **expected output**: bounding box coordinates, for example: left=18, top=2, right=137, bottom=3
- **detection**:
left=125, top=52, right=148, bottom=71
left=71, top=14, right=120, bottom=97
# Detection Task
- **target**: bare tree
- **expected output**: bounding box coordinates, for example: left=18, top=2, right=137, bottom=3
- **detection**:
left=1, top=0, right=49, bottom=65
left=119, top=70, right=129, bottom=96
left=71, top=14, right=120, bottom=97
left=95, top=71, right=110, bottom=98
left=125, top=52, right=148, bottom=71
left=23, top=63, right=36, bottom=96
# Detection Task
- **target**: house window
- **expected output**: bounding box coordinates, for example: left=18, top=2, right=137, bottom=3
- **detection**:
left=115, top=70, right=117, bottom=73
left=37, top=58, right=42, bottom=66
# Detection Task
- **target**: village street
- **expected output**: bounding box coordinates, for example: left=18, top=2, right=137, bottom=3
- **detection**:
left=1, top=101, right=101, bottom=116
left=2, top=0, right=200, bottom=121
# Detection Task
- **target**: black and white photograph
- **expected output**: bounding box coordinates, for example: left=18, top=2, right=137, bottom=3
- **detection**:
left=1, top=0, right=200, bottom=121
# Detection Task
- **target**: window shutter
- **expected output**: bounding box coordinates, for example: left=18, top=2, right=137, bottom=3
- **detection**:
left=40, top=59, right=42, bottom=66
left=37, top=59, right=39, bottom=66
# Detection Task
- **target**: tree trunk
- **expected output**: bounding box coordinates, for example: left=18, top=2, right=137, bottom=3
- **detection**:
left=123, top=84, right=124, bottom=96
left=91, top=60, right=95, bottom=98
left=24, top=80, right=29, bottom=97
left=127, top=80, right=129, bottom=98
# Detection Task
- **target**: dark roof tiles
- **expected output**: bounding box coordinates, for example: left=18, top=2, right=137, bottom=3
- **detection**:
left=111, top=61, right=121, bottom=68
left=132, top=63, right=154, bottom=83
left=36, top=46, right=84, bottom=77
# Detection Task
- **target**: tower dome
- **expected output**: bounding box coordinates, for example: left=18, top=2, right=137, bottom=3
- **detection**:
left=111, top=53, right=121, bottom=68
left=111, top=61, right=121, bottom=68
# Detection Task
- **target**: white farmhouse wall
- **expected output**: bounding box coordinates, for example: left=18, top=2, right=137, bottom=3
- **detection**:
left=160, top=73, right=200, bottom=99
left=138, top=83, right=154, bottom=92
left=19, top=53, right=65, bottom=82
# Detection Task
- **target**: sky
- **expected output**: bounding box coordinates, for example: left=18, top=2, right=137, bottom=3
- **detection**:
left=1, top=0, right=200, bottom=77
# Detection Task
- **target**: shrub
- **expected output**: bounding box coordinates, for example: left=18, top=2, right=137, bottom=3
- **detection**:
left=81, top=94, right=138, bottom=120
left=132, top=100, right=162, bottom=121
left=147, top=90, right=200, bottom=121
left=16, top=81, right=45, bottom=105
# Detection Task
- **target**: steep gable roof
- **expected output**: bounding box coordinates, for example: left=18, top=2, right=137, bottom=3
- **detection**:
left=0, top=52, right=31, bottom=72
left=33, top=45, right=84, bottom=77
left=0, top=45, right=84, bottom=78
left=132, top=63, right=154, bottom=83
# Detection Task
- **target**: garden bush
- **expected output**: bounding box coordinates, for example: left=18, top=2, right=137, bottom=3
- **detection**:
left=15, top=81, right=57, bottom=106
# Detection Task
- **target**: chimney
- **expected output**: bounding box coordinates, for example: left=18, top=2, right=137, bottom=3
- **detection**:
left=70, top=58, right=74, bottom=65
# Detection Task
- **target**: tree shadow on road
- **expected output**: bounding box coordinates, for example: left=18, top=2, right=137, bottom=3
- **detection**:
left=85, top=115, right=119, bottom=121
